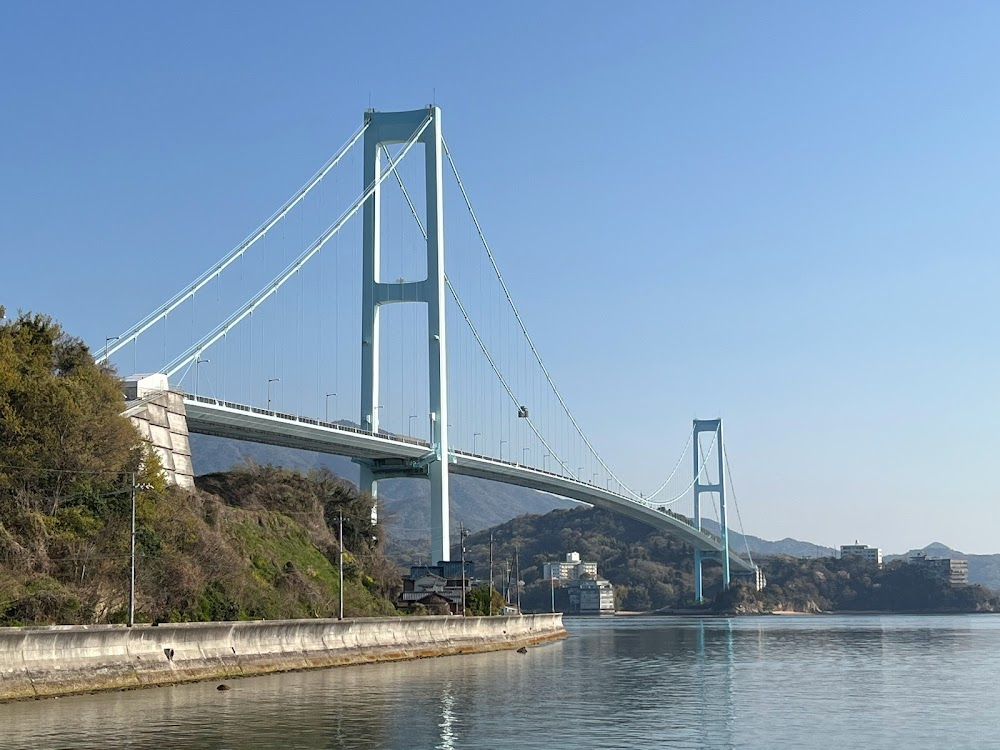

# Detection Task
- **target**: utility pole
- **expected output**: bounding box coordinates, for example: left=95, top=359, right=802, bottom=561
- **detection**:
left=488, top=533, right=494, bottom=616
left=338, top=511, right=344, bottom=620
left=129, top=473, right=137, bottom=628
left=514, top=545, right=521, bottom=613
left=460, top=523, right=467, bottom=616
left=129, top=474, right=153, bottom=628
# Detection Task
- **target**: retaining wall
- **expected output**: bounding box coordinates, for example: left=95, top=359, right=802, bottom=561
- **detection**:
left=0, top=614, right=564, bottom=701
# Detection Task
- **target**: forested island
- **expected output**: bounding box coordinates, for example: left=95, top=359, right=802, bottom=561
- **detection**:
left=461, top=506, right=1000, bottom=614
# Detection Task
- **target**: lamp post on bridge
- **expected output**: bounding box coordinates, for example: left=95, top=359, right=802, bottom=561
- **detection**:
left=104, top=336, right=119, bottom=366
left=195, top=357, right=210, bottom=394
left=267, top=378, right=280, bottom=411
left=522, top=447, right=530, bottom=465
left=325, top=392, right=337, bottom=422
left=500, top=440, right=507, bottom=461
left=408, top=414, right=418, bottom=437
left=473, top=432, right=481, bottom=454
left=543, top=453, right=549, bottom=471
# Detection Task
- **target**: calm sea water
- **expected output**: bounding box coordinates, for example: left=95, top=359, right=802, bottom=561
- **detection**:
left=2, top=615, right=997, bottom=749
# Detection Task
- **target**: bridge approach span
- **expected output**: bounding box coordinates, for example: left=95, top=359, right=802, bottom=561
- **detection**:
left=183, top=396, right=754, bottom=574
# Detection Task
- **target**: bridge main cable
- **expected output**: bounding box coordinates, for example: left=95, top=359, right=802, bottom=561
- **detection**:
left=96, top=121, right=371, bottom=363
left=161, top=115, right=432, bottom=378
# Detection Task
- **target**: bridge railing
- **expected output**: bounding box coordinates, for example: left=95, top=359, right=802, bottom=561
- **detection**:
left=449, top=447, right=708, bottom=531
left=186, top=395, right=432, bottom=448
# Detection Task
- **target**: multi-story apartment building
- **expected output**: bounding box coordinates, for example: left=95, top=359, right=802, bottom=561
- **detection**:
left=840, top=542, right=883, bottom=567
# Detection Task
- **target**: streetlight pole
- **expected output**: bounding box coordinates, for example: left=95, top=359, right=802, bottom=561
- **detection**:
left=500, top=439, right=507, bottom=461
left=543, top=453, right=549, bottom=471
left=325, top=392, right=337, bottom=422
left=522, top=447, right=530, bottom=465
left=473, top=432, right=481, bottom=454
left=129, top=473, right=153, bottom=627
left=195, top=357, right=210, bottom=394
left=408, top=414, right=418, bottom=437
left=514, top=546, right=521, bottom=613
left=460, top=523, right=468, bottom=616
left=338, top=511, right=344, bottom=620
left=267, top=378, right=280, bottom=410
left=550, top=576, right=555, bottom=613
left=104, top=336, right=119, bottom=365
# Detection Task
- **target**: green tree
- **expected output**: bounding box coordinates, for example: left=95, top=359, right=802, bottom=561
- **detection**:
left=0, top=310, right=139, bottom=511
left=465, top=584, right=505, bottom=616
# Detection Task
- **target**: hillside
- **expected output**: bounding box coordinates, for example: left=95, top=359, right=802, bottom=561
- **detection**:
left=0, top=461, right=402, bottom=626
left=459, top=505, right=711, bottom=612
left=189, top=433, right=576, bottom=555
left=0, top=310, right=399, bottom=625
left=720, top=554, right=1000, bottom=614
left=455, top=505, right=1000, bottom=614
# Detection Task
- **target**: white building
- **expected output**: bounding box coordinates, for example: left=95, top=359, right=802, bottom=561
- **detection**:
left=840, top=542, right=883, bottom=567
left=908, top=552, right=969, bottom=586
left=543, top=552, right=599, bottom=582
left=569, top=578, right=616, bottom=615
left=543, top=552, right=614, bottom=615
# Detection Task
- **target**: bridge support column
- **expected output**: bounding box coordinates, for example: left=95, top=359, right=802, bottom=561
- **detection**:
left=693, top=418, right=729, bottom=602
left=359, top=106, right=451, bottom=563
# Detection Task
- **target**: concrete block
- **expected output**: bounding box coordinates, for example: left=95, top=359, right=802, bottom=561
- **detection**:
left=167, top=411, right=187, bottom=435
left=129, top=418, right=152, bottom=441
left=151, top=444, right=175, bottom=472
left=147, top=404, right=169, bottom=429
left=171, top=432, right=191, bottom=458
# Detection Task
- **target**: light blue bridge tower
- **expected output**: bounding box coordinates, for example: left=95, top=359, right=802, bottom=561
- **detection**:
left=692, top=418, right=730, bottom=602
left=357, top=106, right=453, bottom=564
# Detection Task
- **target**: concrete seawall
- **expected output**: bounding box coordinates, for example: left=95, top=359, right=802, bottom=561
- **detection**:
left=0, top=614, right=565, bottom=702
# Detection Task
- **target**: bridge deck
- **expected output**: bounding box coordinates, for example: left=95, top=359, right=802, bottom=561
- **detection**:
left=183, top=396, right=755, bottom=574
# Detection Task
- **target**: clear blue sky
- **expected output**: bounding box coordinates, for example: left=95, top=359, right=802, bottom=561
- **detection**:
left=4, top=2, right=1000, bottom=553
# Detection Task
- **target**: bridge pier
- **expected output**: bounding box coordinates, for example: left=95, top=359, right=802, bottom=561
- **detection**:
left=122, top=374, right=194, bottom=489
left=358, top=106, right=451, bottom=563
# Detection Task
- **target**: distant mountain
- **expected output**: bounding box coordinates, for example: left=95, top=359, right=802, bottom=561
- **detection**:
left=698, top=518, right=837, bottom=559
left=188, top=434, right=576, bottom=551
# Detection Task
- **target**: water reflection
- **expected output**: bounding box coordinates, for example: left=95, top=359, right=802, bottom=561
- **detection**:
left=437, top=681, right=456, bottom=750
left=0, top=615, right=995, bottom=749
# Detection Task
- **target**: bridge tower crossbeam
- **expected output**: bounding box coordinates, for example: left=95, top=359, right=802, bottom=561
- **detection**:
left=356, top=106, right=452, bottom=563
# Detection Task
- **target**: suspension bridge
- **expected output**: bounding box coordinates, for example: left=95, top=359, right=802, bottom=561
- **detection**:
left=100, top=106, right=761, bottom=598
